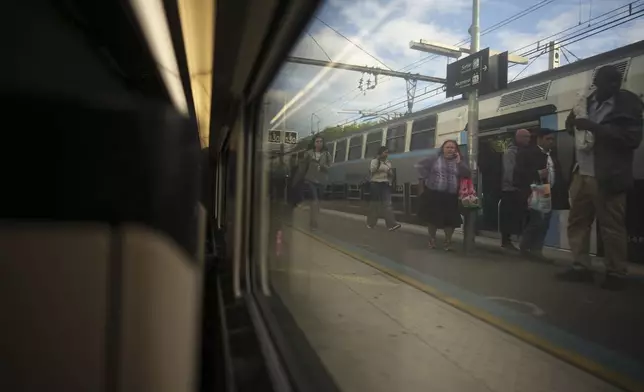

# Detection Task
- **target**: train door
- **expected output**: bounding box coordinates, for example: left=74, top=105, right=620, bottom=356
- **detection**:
left=477, top=131, right=514, bottom=234
left=477, top=124, right=540, bottom=235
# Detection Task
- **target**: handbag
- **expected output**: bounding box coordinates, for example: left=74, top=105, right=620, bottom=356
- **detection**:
left=459, top=178, right=480, bottom=209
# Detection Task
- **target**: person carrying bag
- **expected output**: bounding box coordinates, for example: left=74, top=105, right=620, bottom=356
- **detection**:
left=366, top=146, right=401, bottom=231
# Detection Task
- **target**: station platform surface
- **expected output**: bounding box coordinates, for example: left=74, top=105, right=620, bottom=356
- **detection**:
left=269, top=227, right=621, bottom=392
left=275, top=205, right=644, bottom=392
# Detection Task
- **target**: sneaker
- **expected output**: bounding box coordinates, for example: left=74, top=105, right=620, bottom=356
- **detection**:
left=388, top=224, right=401, bottom=232
left=366, top=223, right=375, bottom=229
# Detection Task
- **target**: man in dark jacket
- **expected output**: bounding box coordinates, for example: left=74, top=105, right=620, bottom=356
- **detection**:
left=561, top=65, right=643, bottom=283
left=513, top=128, right=568, bottom=261
left=500, top=129, right=532, bottom=250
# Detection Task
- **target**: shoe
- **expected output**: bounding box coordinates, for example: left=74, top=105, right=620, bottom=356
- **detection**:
left=528, top=253, right=553, bottom=264
left=600, top=272, right=627, bottom=291
left=501, top=242, right=519, bottom=251
left=555, top=267, right=594, bottom=282
left=388, top=224, right=401, bottom=232
left=443, top=240, right=452, bottom=251
left=366, top=223, right=375, bottom=229
left=428, top=237, right=436, bottom=249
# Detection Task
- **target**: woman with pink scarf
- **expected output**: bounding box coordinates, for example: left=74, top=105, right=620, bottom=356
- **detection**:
left=415, top=140, right=471, bottom=250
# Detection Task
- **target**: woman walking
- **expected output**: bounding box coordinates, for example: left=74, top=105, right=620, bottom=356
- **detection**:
left=416, top=140, right=471, bottom=250
left=366, top=146, right=401, bottom=231
left=292, top=135, right=332, bottom=230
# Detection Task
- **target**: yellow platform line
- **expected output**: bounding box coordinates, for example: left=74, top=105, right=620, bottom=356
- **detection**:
left=290, top=225, right=643, bottom=392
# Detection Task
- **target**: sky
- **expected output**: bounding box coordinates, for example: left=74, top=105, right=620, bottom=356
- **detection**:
left=264, top=0, right=644, bottom=136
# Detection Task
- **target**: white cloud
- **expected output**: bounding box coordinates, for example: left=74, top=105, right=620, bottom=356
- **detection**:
left=265, top=0, right=643, bottom=137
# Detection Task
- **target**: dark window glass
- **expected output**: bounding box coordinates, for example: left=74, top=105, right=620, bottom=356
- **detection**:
left=335, top=139, right=347, bottom=162
left=365, top=131, right=383, bottom=158
left=326, top=142, right=334, bottom=156
left=410, top=116, right=437, bottom=151
left=386, top=124, right=406, bottom=154
left=348, top=136, right=363, bottom=160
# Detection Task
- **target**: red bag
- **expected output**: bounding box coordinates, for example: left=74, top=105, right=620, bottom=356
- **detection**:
left=459, top=178, right=480, bottom=208
left=459, top=178, right=475, bottom=198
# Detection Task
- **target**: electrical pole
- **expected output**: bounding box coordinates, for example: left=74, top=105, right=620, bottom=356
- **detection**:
left=281, top=93, right=287, bottom=202
left=463, top=0, right=480, bottom=253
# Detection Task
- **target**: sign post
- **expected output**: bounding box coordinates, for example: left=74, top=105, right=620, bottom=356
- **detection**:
left=465, top=0, right=480, bottom=254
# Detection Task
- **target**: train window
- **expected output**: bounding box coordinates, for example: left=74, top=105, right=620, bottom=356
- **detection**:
left=386, top=124, right=405, bottom=154
left=334, top=139, right=347, bottom=162
left=326, top=142, right=334, bottom=159
left=410, top=116, right=437, bottom=151
left=365, top=130, right=383, bottom=158
left=250, top=5, right=644, bottom=392
left=348, top=136, right=363, bottom=161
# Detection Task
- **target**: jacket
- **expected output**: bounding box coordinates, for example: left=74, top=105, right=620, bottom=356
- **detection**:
left=513, top=144, right=569, bottom=210
left=370, top=158, right=393, bottom=183
left=293, top=149, right=332, bottom=185
left=565, top=89, right=644, bottom=194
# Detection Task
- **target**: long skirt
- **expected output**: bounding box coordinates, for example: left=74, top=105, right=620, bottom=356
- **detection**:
left=418, top=187, right=462, bottom=229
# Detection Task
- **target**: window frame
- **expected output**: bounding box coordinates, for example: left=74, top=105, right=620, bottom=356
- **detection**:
left=409, top=116, right=437, bottom=151
left=385, top=124, right=406, bottom=154
left=334, top=139, right=348, bottom=163
left=365, top=130, right=383, bottom=159
left=347, top=135, right=363, bottom=161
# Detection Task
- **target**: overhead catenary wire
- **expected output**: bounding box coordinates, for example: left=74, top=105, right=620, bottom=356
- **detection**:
left=560, top=47, right=572, bottom=64
left=564, top=47, right=582, bottom=61
left=331, top=4, right=644, bottom=127
left=511, top=51, right=547, bottom=82
left=309, top=0, right=560, bottom=116
left=359, top=0, right=639, bottom=110
left=508, top=7, right=643, bottom=69
left=347, top=13, right=643, bottom=126
left=314, top=17, right=393, bottom=70
left=307, top=32, right=332, bottom=61
left=510, top=1, right=642, bottom=54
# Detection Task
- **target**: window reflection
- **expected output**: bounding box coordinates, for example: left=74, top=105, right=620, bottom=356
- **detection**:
left=251, top=1, right=644, bottom=391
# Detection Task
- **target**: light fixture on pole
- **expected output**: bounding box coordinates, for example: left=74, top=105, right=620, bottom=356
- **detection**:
left=410, top=40, right=528, bottom=65
left=409, top=40, right=464, bottom=59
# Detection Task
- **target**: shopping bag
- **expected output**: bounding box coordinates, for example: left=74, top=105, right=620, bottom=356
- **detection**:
left=573, top=89, right=594, bottom=151
left=528, top=183, right=552, bottom=213
left=459, top=178, right=480, bottom=209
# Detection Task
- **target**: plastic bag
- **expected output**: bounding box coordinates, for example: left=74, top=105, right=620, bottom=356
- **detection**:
left=572, top=89, right=594, bottom=152
left=528, top=183, right=552, bottom=213
left=459, top=178, right=480, bottom=209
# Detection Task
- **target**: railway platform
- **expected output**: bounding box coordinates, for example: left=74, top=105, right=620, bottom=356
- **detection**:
left=269, top=227, right=622, bottom=392
left=273, top=205, right=644, bottom=392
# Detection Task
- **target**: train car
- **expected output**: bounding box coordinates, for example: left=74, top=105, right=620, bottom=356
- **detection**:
left=292, top=40, right=644, bottom=257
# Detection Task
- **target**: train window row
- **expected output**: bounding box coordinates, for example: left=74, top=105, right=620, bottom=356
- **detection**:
left=300, top=117, right=437, bottom=165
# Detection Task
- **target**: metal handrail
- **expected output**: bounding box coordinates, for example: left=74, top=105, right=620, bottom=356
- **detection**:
left=497, top=198, right=502, bottom=234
